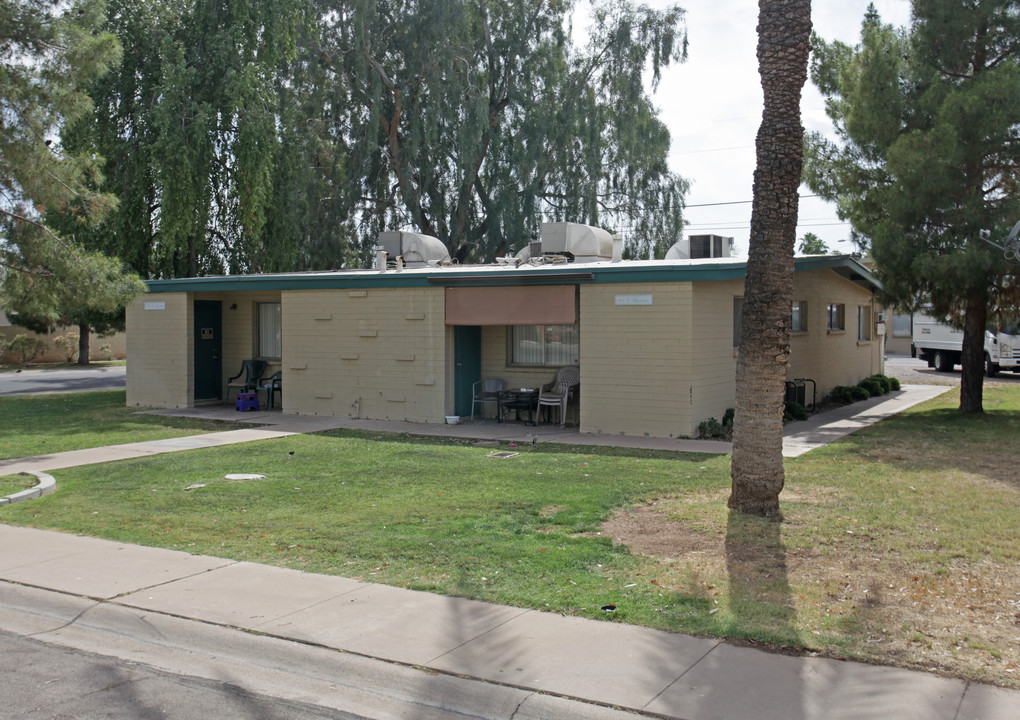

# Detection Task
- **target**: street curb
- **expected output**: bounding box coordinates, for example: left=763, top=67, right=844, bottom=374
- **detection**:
left=0, top=470, right=56, bottom=506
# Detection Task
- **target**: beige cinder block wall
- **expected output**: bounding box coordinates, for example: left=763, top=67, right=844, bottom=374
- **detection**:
left=579, top=282, right=693, bottom=438
left=283, top=287, right=445, bottom=421
left=788, top=269, right=883, bottom=396
left=689, top=278, right=743, bottom=431
left=126, top=293, right=191, bottom=408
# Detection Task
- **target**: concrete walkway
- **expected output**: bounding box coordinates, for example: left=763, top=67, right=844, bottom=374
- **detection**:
left=6, top=381, right=1016, bottom=719
left=0, top=383, right=953, bottom=478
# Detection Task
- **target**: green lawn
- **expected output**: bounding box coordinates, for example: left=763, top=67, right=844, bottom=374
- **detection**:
left=0, top=390, right=233, bottom=460
left=2, top=386, right=1018, bottom=686
left=0, top=474, right=36, bottom=496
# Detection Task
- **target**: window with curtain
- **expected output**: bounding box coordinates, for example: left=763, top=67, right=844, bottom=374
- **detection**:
left=257, top=302, right=282, bottom=359
left=509, top=324, right=578, bottom=366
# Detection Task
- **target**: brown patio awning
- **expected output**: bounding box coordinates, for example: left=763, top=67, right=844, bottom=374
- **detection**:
left=445, top=285, right=576, bottom=325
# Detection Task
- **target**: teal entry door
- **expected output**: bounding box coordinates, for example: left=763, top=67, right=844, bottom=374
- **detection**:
left=454, top=326, right=481, bottom=417
left=194, top=300, right=222, bottom=401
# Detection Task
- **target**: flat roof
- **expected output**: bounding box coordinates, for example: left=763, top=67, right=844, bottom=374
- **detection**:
left=144, top=254, right=880, bottom=293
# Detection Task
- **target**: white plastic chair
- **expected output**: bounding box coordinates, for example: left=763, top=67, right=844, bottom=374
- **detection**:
left=536, top=366, right=579, bottom=426
left=471, top=378, right=504, bottom=420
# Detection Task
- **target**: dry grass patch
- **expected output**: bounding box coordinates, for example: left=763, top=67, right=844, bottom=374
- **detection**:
left=604, top=465, right=1020, bottom=686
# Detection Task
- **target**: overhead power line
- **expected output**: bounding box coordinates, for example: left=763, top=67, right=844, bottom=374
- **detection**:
left=686, top=194, right=822, bottom=208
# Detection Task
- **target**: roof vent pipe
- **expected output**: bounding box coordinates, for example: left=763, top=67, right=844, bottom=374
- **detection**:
left=376, top=248, right=387, bottom=272
left=612, top=235, right=623, bottom=263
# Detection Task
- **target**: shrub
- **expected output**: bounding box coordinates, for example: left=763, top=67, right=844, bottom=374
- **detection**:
left=888, top=377, right=901, bottom=391
left=850, top=385, right=870, bottom=402
left=868, top=373, right=893, bottom=393
left=784, top=401, right=808, bottom=421
left=857, top=377, right=885, bottom=398
left=6, top=334, right=47, bottom=364
left=99, top=343, right=114, bottom=361
left=722, top=407, right=735, bottom=427
left=697, top=417, right=731, bottom=440
left=827, top=386, right=856, bottom=405
left=52, top=333, right=80, bottom=363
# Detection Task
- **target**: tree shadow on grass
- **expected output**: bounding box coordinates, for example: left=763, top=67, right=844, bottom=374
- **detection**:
left=725, top=510, right=797, bottom=647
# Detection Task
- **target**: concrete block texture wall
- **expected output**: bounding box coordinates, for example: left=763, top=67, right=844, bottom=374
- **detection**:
left=282, top=287, right=446, bottom=422
left=788, top=270, right=884, bottom=397
left=579, top=282, right=694, bottom=438
left=126, top=293, right=191, bottom=408
left=690, top=279, right=743, bottom=430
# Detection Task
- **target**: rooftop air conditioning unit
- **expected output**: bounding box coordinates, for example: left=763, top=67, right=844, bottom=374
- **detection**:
left=539, top=222, right=614, bottom=263
left=376, top=231, right=451, bottom=268
left=665, top=234, right=733, bottom=260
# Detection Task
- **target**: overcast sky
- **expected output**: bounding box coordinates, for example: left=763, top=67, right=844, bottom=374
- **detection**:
left=631, top=0, right=913, bottom=256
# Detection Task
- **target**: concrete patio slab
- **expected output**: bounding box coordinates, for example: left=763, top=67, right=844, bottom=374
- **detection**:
left=254, top=582, right=530, bottom=666
left=118, top=560, right=366, bottom=626
left=645, top=642, right=965, bottom=720
left=429, top=608, right=720, bottom=709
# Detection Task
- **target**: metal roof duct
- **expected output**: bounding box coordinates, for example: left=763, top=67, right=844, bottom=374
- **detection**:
left=376, top=231, right=451, bottom=268
left=540, top=222, right=614, bottom=263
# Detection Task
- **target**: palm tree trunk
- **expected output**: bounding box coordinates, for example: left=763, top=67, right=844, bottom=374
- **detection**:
left=729, top=0, right=812, bottom=519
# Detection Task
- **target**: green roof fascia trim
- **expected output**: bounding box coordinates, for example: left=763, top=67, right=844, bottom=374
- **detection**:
left=145, top=272, right=436, bottom=292
left=143, top=255, right=879, bottom=294
left=792, top=254, right=881, bottom=291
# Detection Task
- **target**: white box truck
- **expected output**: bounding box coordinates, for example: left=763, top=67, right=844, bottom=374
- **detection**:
left=912, top=312, right=1020, bottom=376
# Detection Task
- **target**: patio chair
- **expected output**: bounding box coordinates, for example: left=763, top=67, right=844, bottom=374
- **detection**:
left=257, top=370, right=282, bottom=410
left=536, top=365, right=579, bottom=426
left=471, top=378, right=504, bottom=420
left=224, top=360, right=267, bottom=406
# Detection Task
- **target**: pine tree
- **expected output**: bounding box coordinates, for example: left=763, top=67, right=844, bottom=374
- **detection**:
left=0, top=0, right=143, bottom=330
left=806, top=1, right=1020, bottom=413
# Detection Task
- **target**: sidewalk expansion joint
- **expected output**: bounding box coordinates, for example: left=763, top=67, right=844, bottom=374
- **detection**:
left=424, top=606, right=531, bottom=665
left=106, top=559, right=241, bottom=600
left=641, top=639, right=723, bottom=712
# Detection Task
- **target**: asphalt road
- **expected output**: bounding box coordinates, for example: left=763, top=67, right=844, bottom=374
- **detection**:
left=884, top=354, right=1020, bottom=385
left=0, top=365, right=126, bottom=397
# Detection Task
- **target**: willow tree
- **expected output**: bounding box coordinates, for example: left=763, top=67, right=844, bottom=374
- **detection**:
left=148, top=0, right=305, bottom=277
left=805, top=1, right=1020, bottom=414
left=314, top=0, right=689, bottom=262
left=729, top=0, right=812, bottom=519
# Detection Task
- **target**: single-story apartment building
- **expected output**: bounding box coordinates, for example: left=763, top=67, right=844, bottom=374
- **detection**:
left=126, top=225, right=884, bottom=439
